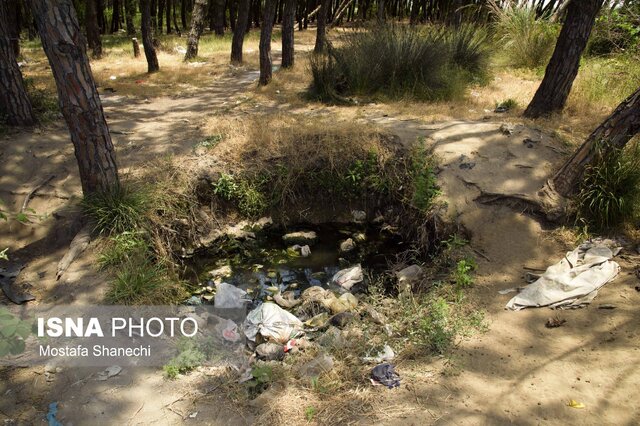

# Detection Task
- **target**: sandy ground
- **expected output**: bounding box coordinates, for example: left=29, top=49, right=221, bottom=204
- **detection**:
left=1, top=46, right=639, bottom=426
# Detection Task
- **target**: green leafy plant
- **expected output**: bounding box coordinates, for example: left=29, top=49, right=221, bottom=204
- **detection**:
left=576, top=142, right=640, bottom=229
left=410, top=146, right=441, bottom=212
left=82, top=183, right=150, bottom=235
left=246, top=363, right=274, bottom=397
left=420, top=297, right=455, bottom=354
left=0, top=308, right=32, bottom=357
left=495, top=98, right=519, bottom=111
left=452, top=258, right=477, bottom=289
left=163, top=339, right=206, bottom=379
left=212, top=173, right=239, bottom=200
left=304, top=406, right=317, bottom=422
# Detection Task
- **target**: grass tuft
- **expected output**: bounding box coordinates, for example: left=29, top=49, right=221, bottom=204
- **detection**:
left=82, top=183, right=150, bottom=235
left=309, top=24, right=490, bottom=102
left=575, top=141, right=640, bottom=229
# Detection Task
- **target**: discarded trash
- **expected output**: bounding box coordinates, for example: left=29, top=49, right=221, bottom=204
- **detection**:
left=298, top=353, right=334, bottom=377
left=46, top=402, right=62, bottom=426
left=567, top=399, right=585, bottom=409
left=97, top=365, right=122, bottom=381
left=208, top=265, right=232, bottom=279
left=331, top=265, right=363, bottom=290
left=188, top=411, right=198, bottom=419
left=288, top=244, right=312, bottom=257
left=339, top=238, right=356, bottom=253
left=256, top=342, right=285, bottom=361
left=523, top=138, right=539, bottom=148
left=282, top=231, right=317, bottom=245
left=329, top=312, right=354, bottom=328
left=498, top=287, right=520, bottom=295
left=216, top=318, right=242, bottom=342
left=598, top=304, right=616, bottom=309
left=370, top=363, right=401, bottom=389
left=351, top=210, right=366, bottom=223
left=506, top=242, right=620, bottom=310
left=364, top=304, right=387, bottom=325
left=329, top=292, right=358, bottom=314
left=396, top=265, right=423, bottom=295
left=273, top=292, right=301, bottom=309
left=363, top=344, right=395, bottom=363
left=109, top=75, right=117, bottom=80
left=243, top=303, right=303, bottom=343
left=304, top=312, right=329, bottom=328
left=214, top=282, right=249, bottom=309
left=499, top=123, right=515, bottom=135
left=545, top=317, right=566, bottom=328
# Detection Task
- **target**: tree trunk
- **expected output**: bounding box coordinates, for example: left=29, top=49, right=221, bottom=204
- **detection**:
left=0, top=0, right=35, bottom=126
left=172, top=0, right=181, bottom=35
left=111, top=0, right=121, bottom=33
left=185, top=0, right=207, bottom=60
left=97, top=0, right=106, bottom=33
left=281, top=0, right=295, bottom=67
left=124, top=0, right=136, bottom=35
left=213, top=0, right=225, bottom=35
left=552, top=86, right=640, bottom=197
left=231, top=0, right=250, bottom=63
left=314, top=0, right=330, bottom=53
left=28, top=0, right=119, bottom=194
left=523, top=0, right=603, bottom=118
left=151, top=0, right=158, bottom=33
left=166, top=0, right=172, bottom=33
left=6, top=0, right=20, bottom=57
left=259, top=0, right=277, bottom=85
left=85, top=0, right=103, bottom=58
left=377, top=0, right=385, bottom=22
left=158, top=0, right=165, bottom=32
left=181, top=0, right=187, bottom=29
left=140, top=0, right=160, bottom=72
left=230, top=0, right=237, bottom=32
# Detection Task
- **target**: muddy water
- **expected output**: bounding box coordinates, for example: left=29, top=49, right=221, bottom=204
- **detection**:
left=189, top=223, right=405, bottom=303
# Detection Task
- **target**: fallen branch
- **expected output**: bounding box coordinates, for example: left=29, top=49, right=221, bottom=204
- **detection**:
left=56, top=223, right=92, bottom=281
left=21, top=175, right=55, bottom=212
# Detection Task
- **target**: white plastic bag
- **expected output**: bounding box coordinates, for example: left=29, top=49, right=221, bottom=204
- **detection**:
left=214, top=282, right=249, bottom=309
left=331, top=265, right=363, bottom=290
left=243, top=302, right=303, bottom=343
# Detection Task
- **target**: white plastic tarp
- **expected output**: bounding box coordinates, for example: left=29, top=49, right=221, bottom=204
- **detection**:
left=506, top=242, right=620, bottom=310
left=243, top=302, right=303, bottom=343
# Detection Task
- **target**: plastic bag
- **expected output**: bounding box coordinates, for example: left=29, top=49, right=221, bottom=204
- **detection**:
left=243, top=302, right=303, bottom=343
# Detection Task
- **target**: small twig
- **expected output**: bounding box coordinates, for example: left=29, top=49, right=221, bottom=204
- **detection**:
left=128, top=402, right=144, bottom=424
left=21, top=174, right=55, bottom=212
left=471, top=246, right=491, bottom=262
left=523, top=265, right=546, bottom=272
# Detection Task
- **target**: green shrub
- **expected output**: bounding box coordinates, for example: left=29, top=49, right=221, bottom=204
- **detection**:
left=493, top=6, right=558, bottom=68
left=82, top=183, right=150, bottom=235
left=163, top=339, right=206, bottom=379
left=23, top=78, right=59, bottom=123
left=105, top=255, right=187, bottom=304
left=587, top=8, right=640, bottom=56
left=410, top=146, right=441, bottom=212
left=452, top=258, right=477, bottom=288
left=576, top=142, right=640, bottom=229
left=420, top=297, right=455, bottom=354
left=495, top=98, right=519, bottom=111
left=310, top=24, right=490, bottom=102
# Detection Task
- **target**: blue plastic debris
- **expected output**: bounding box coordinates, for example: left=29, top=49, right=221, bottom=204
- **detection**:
left=46, top=402, right=62, bottom=426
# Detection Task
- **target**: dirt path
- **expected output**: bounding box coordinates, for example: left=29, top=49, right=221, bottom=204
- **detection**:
left=1, top=57, right=639, bottom=426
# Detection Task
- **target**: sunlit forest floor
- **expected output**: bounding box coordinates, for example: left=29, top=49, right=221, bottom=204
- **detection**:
left=1, top=27, right=639, bottom=424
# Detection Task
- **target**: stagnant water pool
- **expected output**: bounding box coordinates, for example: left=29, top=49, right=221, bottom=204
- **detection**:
left=187, top=222, right=406, bottom=304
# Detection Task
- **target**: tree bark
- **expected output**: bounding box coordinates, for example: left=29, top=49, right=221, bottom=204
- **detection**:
left=553, top=86, right=640, bottom=197
left=0, top=0, right=35, bottom=126
left=259, top=0, right=277, bottom=85
left=6, top=0, right=20, bottom=57
left=124, top=0, right=136, bottom=36
left=166, top=0, right=172, bottom=33
left=111, top=0, right=121, bottom=33
left=281, top=0, right=295, bottom=68
left=231, top=0, right=250, bottom=63
left=97, top=0, right=106, bottom=33
left=523, top=0, right=603, bottom=118
left=85, top=0, right=103, bottom=58
left=140, top=0, right=160, bottom=72
left=28, top=0, right=119, bottom=194
left=181, top=0, right=187, bottom=29
left=184, top=0, right=207, bottom=60
left=213, top=0, right=225, bottom=35
left=314, top=0, right=330, bottom=53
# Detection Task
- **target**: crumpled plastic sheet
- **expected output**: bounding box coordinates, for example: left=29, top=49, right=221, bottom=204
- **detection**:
left=506, top=241, right=620, bottom=310
left=371, top=363, right=401, bottom=389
